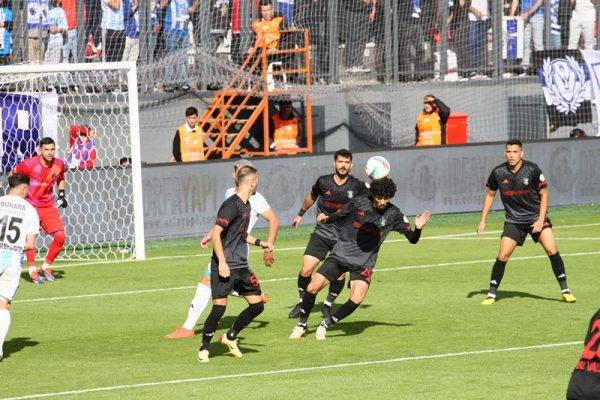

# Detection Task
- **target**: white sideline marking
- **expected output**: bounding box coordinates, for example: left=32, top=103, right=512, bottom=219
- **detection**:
left=51, top=221, right=600, bottom=270
left=15, top=250, right=600, bottom=304
left=1, top=341, right=581, bottom=400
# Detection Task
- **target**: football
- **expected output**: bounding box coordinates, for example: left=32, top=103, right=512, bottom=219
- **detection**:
left=365, top=156, right=391, bottom=180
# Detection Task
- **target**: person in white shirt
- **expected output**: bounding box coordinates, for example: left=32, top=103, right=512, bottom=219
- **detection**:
left=0, top=174, right=40, bottom=360
left=165, top=160, right=279, bottom=339
left=467, top=0, right=488, bottom=78
left=568, top=0, right=595, bottom=50
left=44, top=0, right=67, bottom=64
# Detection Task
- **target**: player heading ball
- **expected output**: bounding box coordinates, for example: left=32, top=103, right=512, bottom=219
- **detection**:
left=289, top=177, right=431, bottom=341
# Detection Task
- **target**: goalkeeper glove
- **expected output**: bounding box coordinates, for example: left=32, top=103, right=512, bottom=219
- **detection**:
left=56, top=190, right=68, bottom=208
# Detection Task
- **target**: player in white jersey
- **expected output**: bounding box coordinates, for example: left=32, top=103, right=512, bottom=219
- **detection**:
left=0, top=174, right=40, bottom=360
left=165, top=160, right=279, bottom=339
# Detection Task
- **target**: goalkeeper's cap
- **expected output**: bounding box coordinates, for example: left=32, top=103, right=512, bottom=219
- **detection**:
left=233, top=159, right=254, bottom=171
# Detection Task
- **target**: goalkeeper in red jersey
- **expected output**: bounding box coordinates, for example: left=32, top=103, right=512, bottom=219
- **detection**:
left=11, top=137, right=67, bottom=284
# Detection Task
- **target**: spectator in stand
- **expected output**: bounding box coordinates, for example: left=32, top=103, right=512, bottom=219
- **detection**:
left=85, top=0, right=102, bottom=56
left=101, top=0, right=125, bottom=62
left=278, top=0, right=294, bottom=25
left=171, top=106, right=205, bottom=163
left=548, top=0, right=561, bottom=49
left=339, top=0, right=376, bottom=73
left=151, top=0, right=167, bottom=91
left=45, top=0, right=68, bottom=89
left=27, top=0, right=49, bottom=64
left=66, top=129, right=98, bottom=170
left=122, top=0, right=140, bottom=63
left=294, top=0, right=330, bottom=83
left=415, top=94, right=450, bottom=146
left=69, top=124, right=99, bottom=147
left=0, top=0, right=13, bottom=65
left=397, top=0, right=429, bottom=81
left=569, top=128, right=587, bottom=138
left=510, top=0, right=543, bottom=75
left=208, top=0, right=231, bottom=56
left=270, top=100, right=301, bottom=150
left=163, top=0, right=190, bottom=92
left=230, top=0, right=245, bottom=65
left=468, top=0, right=489, bottom=78
left=449, top=0, right=470, bottom=79
left=568, top=0, right=595, bottom=50
left=61, top=0, right=77, bottom=63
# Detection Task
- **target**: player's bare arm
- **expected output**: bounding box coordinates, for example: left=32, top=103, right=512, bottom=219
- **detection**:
left=532, top=187, right=549, bottom=234
left=415, top=210, right=431, bottom=229
left=260, top=208, right=279, bottom=267
left=246, top=234, right=274, bottom=252
left=477, top=189, right=496, bottom=236
left=211, top=225, right=230, bottom=278
left=200, top=229, right=213, bottom=249
left=292, top=193, right=316, bottom=228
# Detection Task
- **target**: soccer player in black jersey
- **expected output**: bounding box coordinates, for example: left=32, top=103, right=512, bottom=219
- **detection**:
left=289, top=149, right=370, bottom=319
left=477, top=140, right=576, bottom=305
left=197, top=166, right=274, bottom=363
left=567, top=308, right=600, bottom=400
left=289, top=178, right=431, bottom=340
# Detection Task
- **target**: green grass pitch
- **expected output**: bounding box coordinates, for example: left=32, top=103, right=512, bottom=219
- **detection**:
left=2, top=205, right=599, bottom=399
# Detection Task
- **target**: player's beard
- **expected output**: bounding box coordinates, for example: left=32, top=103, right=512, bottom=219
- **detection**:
left=335, top=168, right=349, bottom=178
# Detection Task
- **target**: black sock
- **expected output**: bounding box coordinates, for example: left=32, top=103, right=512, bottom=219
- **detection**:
left=297, top=274, right=311, bottom=303
left=549, top=252, right=569, bottom=291
left=325, top=278, right=345, bottom=307
left=330, top=300, right=360, bottom=324
left=299, top=292, right=317, bottom=324
left=227, top=302, right=264, bottom=340
left=200, top=304, right=226, bottom=350
left=488, top=258, right=507, bottom=297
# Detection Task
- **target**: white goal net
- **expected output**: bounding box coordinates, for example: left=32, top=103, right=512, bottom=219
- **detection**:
left=0, top=62, right=145, bottom=261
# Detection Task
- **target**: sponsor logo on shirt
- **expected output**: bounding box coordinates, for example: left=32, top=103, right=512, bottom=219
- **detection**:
left=347, top=190, right=353, bottom=199
left=502, top=178, right=509, bottom=184
left=380, top=217, right=386, bottom=226
left=323, top=190, right=332, bottom=196
left=523, top=178, right=529, bottom=185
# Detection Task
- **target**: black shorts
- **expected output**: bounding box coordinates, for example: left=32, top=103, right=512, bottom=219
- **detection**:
left=210, top=261, right=262, bottom=299
left=317, top=256, right=374, bottom=286
left=566, top=370, right=600, bottom=400
left=501, top=219, right=552, bottom=246
left=304, top=233, right=336, bottom=260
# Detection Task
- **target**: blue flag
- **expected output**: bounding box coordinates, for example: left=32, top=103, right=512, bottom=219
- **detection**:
left=0, top=93, right=41, bottom=172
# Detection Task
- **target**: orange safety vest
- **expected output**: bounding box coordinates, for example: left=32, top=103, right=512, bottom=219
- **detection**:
left=416, top=111, right=442, bottom=146
left=178, top=124, right=205, bottom=162
left=252, top=16, right=284, bottom=49
left=272, top=114, right=299, bottom=149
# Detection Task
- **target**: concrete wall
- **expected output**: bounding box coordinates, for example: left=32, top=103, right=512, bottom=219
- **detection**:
left=138, top=78, right=595, bottom=164
left=140, top=138, right=600, bottom=239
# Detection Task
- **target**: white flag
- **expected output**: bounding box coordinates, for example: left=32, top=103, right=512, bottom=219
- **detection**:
left=581, top=50, right=600, bottom=136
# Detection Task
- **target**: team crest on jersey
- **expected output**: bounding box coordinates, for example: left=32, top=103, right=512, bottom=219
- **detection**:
left=347, top=190, right=354, bottom=199
left=523, top=178, right=529, bottom=185
left=380, top=217, right=386, bottom=226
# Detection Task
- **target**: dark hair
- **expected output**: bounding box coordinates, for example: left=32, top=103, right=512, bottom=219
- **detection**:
left=119, top=157, right=132, bottom=166
left=236, top=165, right=258, bottom=186
left=334, top=149, right=352, bottom=161
left=8, top=173, right=30, bottom=188
left=259, top=0, right=272, bottom=6
left=370, top=177, right=397, bottom=199
left=39, top=137, right=56, bottom=147
left=506, top=139, right=522, bottom=148
left=185, top=106, right=198, bottom=117
left=570, top=128, right=586, bottom=138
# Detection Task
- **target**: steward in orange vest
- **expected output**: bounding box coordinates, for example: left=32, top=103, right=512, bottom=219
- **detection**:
left=271, top=100, right=300, bottom=150
left=415, top=95, right=450, bottom=146
left=251, top=1, right=284, bottom=51
left=171, top=106, right=205, bottom=162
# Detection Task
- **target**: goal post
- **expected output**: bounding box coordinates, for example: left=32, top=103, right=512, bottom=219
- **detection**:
left=0, top=61, right=145, bottom=261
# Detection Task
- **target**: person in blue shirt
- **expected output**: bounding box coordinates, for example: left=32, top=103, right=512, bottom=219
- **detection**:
left=0, top=0, right=13, bottom=65
left=122, top=0, right=139, bottom=62
left=510, top=0, right=544, bottom=74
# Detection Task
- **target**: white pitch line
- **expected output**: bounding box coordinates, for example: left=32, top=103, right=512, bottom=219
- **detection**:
left=0, top=340, right=581, bottom=400
left=423, top=237, right=600, bottom=241
left=48, top=221, right=600, bottom=270
left=14, top=250, right=600, bottom=304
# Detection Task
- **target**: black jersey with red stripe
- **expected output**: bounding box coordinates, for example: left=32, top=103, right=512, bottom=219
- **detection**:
left=326, top=195, right=418, bottom=268
left=567, top=309, right=600, bottom=400
left=211, top=194, right=251, bottom=270
left=486, top=160, right=548, bottom=225
left=311, top=174, right=369, bottom=241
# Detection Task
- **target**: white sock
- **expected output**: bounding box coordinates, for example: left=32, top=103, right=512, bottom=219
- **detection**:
left=182, top=284, right=211, bottom=331
left=28, top=266, right=36, bottom=275
left=0, top=309, right=11, bottom=358
left=42, top=262, right=52, bottom=271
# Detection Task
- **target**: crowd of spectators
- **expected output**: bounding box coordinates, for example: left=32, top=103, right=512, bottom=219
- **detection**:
left=0, top=0, right=598, bottom=84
